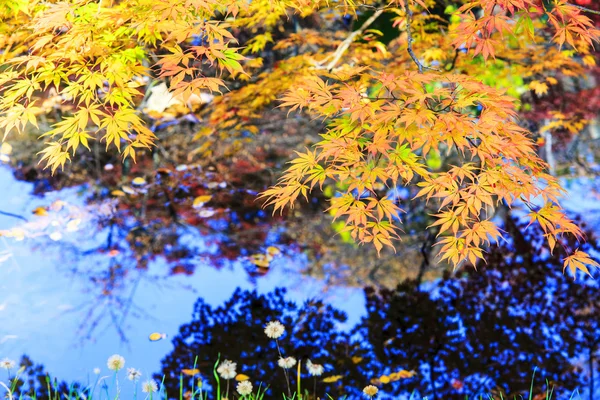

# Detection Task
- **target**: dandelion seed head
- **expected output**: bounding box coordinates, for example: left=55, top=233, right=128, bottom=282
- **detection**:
left=264, top=320, right=285, bottom=339
left=107, top=354, right=125, bottom=371
left=277, top=356, right=297, bottom=369
left=142, top=379, right=158, bottom=393
left=306, top=359, right=324, bottom=376
left=363, top=385, right=378, bottom=397
left=0, top=358, right=15, bottom=370
left=127, top=368, right=142, bottom=381
left=217, top=360, right=237, bottom=380
left=236, top=380, right=253, bottom=396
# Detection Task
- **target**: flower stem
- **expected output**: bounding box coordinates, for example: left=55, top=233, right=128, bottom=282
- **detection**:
left=276, top=340, right=292, bottom=398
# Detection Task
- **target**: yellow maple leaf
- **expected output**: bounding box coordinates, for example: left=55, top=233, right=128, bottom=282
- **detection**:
left=563, top=250, right=599, bottom=277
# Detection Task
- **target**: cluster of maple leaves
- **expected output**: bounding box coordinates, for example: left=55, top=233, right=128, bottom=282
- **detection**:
left=0, top=0, right=599, bottom=273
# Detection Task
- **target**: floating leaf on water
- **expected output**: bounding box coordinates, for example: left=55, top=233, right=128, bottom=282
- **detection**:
left=198, top=209, right=216, bottom=218
left=396, top=370, right=416, bottom=379
left=3, top=228, right=25, bottom=241
left=351, top=356, right=363, bottom=364
left=111, top=190, right=126, bottom=197
left=192, top=195, right=212, bottom=209
left=49, top=200, right=65, bottom=211
left=0, top=252, right=12, bottom=264
left=148, top=332, right=167, bottom=341
left=181, top=368, right=200, bottom=376
left=266, top=246, right=281, bottom=257
left=207, top=181, right=227, bottom=189
left=122, top=186, right=136, bottom=195
left=1, top=142, right=12, bottom=155
left=49, top=232, right=63, bottom=241
left=32, top=207, right=48, bottom=216
left=66, top=219, right=81, bottom=232
left=132, top=177, right=147, bottom=185
left=235, top=374, right=250, bottom=381
left=322, top=375, right=343, bottom=383
left=249, top=254, right=270, bottom=268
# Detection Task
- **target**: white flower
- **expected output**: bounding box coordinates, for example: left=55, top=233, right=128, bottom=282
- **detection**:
left=277, top=357, right=297, bottom=369
left=0, top=358, right=16, bottom=369
left=93, top=368, right=101, bottom=375
left=216, top=360, right=237, bottom=380
left=107, top=354, right=125, bottom=371
left=264, top=321, right=285, bottom=339
left=127, top=368, right=142, bottom=381
left=306, top=359, right=324, bottom=376
left=142, top=379, right=158, bottom=393
left=236, top=380, right=253, bottom=396
left=363, top=385, right=378, bottom=397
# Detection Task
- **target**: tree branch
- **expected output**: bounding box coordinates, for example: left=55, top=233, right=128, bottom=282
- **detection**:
left=567, top=3, right=600, bottom=15
left=325, top=8, right=385, bottom=71
left=404, top=0, right=439, bottom=73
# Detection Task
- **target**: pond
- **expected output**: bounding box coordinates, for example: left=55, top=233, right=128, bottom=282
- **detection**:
left=1, top=157, right=600, bottom=400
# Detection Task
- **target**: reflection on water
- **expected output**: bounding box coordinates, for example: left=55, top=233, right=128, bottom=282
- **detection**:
left=155, top=219, right=600, bottom=400
left=1, top=158, right=600, bottom=399
left=158, top=288, right=366, bottom=399
left=0, top=166, right=365, bottom=399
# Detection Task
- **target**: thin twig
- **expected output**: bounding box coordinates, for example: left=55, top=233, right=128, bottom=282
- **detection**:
left=0, top=210, right=27, bottom=222
left=332, top=3, right=379, bottom=10
left=567, top=2, right=600, bottom=15
left=324, top=8, right=385, bottom=71
left=404, top=0, right=441, bottom=73
left=404, top=0, right=423, bottom=73
left=445, top=48, right=460, bottom=71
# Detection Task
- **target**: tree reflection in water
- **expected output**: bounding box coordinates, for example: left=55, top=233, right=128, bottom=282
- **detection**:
left=157, top=218, right=600, bottom=400
left=157, top=287, right=370, bottom=399
left=4, top=214, right=600, bottom=400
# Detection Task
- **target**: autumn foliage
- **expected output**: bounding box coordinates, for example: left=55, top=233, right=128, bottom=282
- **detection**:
left=0, top=0, right=599, bottom=273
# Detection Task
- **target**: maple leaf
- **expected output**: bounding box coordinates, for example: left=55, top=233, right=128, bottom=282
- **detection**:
left=563, top=250, right=599, bottom=277
left=0, top=0, right=595, bottom=273
left=37, top=141, right=71, bottom=173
